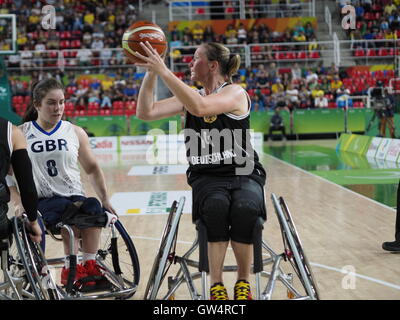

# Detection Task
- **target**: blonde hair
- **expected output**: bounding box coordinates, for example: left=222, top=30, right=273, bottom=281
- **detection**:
left=203, top=42, right=241, bottom=83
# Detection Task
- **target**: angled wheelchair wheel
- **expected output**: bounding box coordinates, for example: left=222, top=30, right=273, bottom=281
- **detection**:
left=272, top=194, right=320, bottom=300
left=10, top=216, right=48, bottom=300
left=19, top=218, right=61, bottom=300
left=144, top=197, right=185, bottom=300
left=95, top=219, right=140, bottom=299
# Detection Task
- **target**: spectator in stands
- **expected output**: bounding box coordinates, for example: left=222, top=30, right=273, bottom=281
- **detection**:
left=336, top=89, right=353, bottom=108
left=385, top=1, right=397, bottom=16
left=100, top=43, right=112, bottom=67
left=327, top=63, right=339, bottom=79
left=268, top=109, right=286, bottom=139
left=91, top=36, right=104, bottom=51
left=246, top=72, right=258, bottom=90
left=330, top=76, right=343, bottom=97
left=100, top=91, right=112, bottom=109
left=311, top=85, right=324, bottom=100
left=76, top=45, right=93, bottom=66
left=224, top=24, right=237, bottom=43
left=271, top=78, right=284, bottom=94
left=122, top=81, right=138, bottom=101
left=355, top=1, right=365, bottom=17
left=75, top=97, right=86, bottom=111
left=305, top=68, right=318, bottom=84
left=75, top=84, right=88, bottom=103
left=268, top=62, right=278, bottom=81
left=87, top=88, right=101, bottom=104
left=226, top=33, right=238, bottom=45
left=320, top=76, right=332, bottom=95
left=285, top=84, right=299, bottom=109
left=170, top=25, right=182, bottom=42
left=256, top=72, right=270, bottom=90
left=237, top=23, right=248, bottom=44
left=291, top=63, right=302, bottom=80
left=251, top=94, right=265, bottom=111
left=192, top=24, right=204, bottom=45
left=203, top=25, right=216, bottom=43
left=304, top=22, right=315, bottom=40
left=8, top=54, right=21, bottom=69
left=314, top=92, right=328, bottom=108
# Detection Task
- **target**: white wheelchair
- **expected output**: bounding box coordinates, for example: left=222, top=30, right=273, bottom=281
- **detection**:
left=144, top=194, right=320, bottom=300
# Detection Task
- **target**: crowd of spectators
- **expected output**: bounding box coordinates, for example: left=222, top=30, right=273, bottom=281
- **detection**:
left=5, top=0, right=394, bottom=117
left=339, top=0, right=400, bottom=53
left=1, top=0, right=137, bottom=69
left=169, top=20, right=317, bottom=64
left=11, top=60, right=363, bottom=117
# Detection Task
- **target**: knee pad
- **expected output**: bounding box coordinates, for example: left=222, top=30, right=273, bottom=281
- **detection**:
left=200, top=194, right=230, bottom=242
left=230, top=199, right=260, bottom=244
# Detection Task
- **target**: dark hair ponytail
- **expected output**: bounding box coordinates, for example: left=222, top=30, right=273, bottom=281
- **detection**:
left=23, top=78, right=64, bottom=123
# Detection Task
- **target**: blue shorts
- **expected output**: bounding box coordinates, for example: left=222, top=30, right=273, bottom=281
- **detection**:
left=38, top=195, right=88, bottom=226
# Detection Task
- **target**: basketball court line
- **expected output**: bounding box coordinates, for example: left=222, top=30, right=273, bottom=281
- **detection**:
left=263, top=152, right=396, bottom=212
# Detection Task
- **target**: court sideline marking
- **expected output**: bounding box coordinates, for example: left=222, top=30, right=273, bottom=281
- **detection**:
left=263, top=152, right=396, bottom=212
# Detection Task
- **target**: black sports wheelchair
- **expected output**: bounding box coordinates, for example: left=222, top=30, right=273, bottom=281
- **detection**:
left=144, top=194, right=320, bottom=300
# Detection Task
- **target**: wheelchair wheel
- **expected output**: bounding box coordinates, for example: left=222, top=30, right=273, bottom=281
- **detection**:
left=10, top=216, right=48, bottom=299
left=144, top=197, right=185, bottom=300
left=19, top=218, right=61, bottom=300
left=272, top=194, right=320, bottom=300
left=95, top=219, right=140, bottom=299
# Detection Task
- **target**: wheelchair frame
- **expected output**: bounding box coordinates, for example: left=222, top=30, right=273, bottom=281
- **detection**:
left=12, top=214, right=140, bottom=300
left=144, top=194, right=320, bottom=300
left=0, top=216, right=47, bottom=300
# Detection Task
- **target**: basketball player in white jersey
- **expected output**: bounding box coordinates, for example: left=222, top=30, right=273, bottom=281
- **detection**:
left=8, top=78, right=117, bottom=287
left=135, top=42, right=266, bottom=300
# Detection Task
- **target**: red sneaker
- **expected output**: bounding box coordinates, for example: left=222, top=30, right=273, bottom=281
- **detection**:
left=61, top=264, right=95, bottom=286
left=84, top=260, right=104, bottom=278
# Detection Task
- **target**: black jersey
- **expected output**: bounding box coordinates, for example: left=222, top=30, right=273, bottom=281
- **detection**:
left=0, top=117, right=12, bottom=204
left=184, top=83, right=266, bottom=186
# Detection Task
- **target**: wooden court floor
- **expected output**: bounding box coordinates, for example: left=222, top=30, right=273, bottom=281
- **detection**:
left=33, top=140, right=400, bottom=300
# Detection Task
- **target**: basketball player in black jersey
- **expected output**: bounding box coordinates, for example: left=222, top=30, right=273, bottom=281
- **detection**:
left=135, top=42, right=266, bottom=300
left=0, top=117, right=41, bottom=243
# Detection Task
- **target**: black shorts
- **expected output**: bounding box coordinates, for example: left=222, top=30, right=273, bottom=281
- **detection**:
left=191, top=175, right=266, bottom=243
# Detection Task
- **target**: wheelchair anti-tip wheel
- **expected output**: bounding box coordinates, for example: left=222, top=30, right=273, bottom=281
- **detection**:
left=144, top=197, right=185, bottom=300
left=272, top=194, right=320, bottom=300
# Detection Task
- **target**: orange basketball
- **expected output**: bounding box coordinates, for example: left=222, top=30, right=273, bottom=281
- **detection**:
left=122, top=21, right=167, bottom=64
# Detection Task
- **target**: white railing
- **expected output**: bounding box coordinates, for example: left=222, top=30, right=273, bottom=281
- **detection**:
left=325, top=5, right=332, bottom=36
left=4, top=39, right=399, bottom=73
left=170, top=40, right=331, bottom=71
left=333, top=32, right=340, bottom=66
left=167, top=0, right=315, bottom=21
left=389, top=78, right=400, bottom=94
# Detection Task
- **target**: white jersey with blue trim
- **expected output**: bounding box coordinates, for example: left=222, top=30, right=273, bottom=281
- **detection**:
left=21, top=120, right=84, bottom=199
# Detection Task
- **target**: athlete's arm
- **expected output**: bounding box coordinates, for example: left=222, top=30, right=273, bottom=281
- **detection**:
left=75, top=125, right=117, bottom=215
left=136, top=70, right=184, bottom=121
left=10, top=125, right=42, bottom=243
left=134, top=42, right=248, bottom=117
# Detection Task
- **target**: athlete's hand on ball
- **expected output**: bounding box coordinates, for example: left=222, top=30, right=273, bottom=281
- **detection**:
left=133, top=41, right=168, bottom=75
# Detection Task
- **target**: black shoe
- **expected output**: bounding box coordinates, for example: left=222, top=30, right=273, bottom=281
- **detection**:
left=382, top=240, right=400, bottom=252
